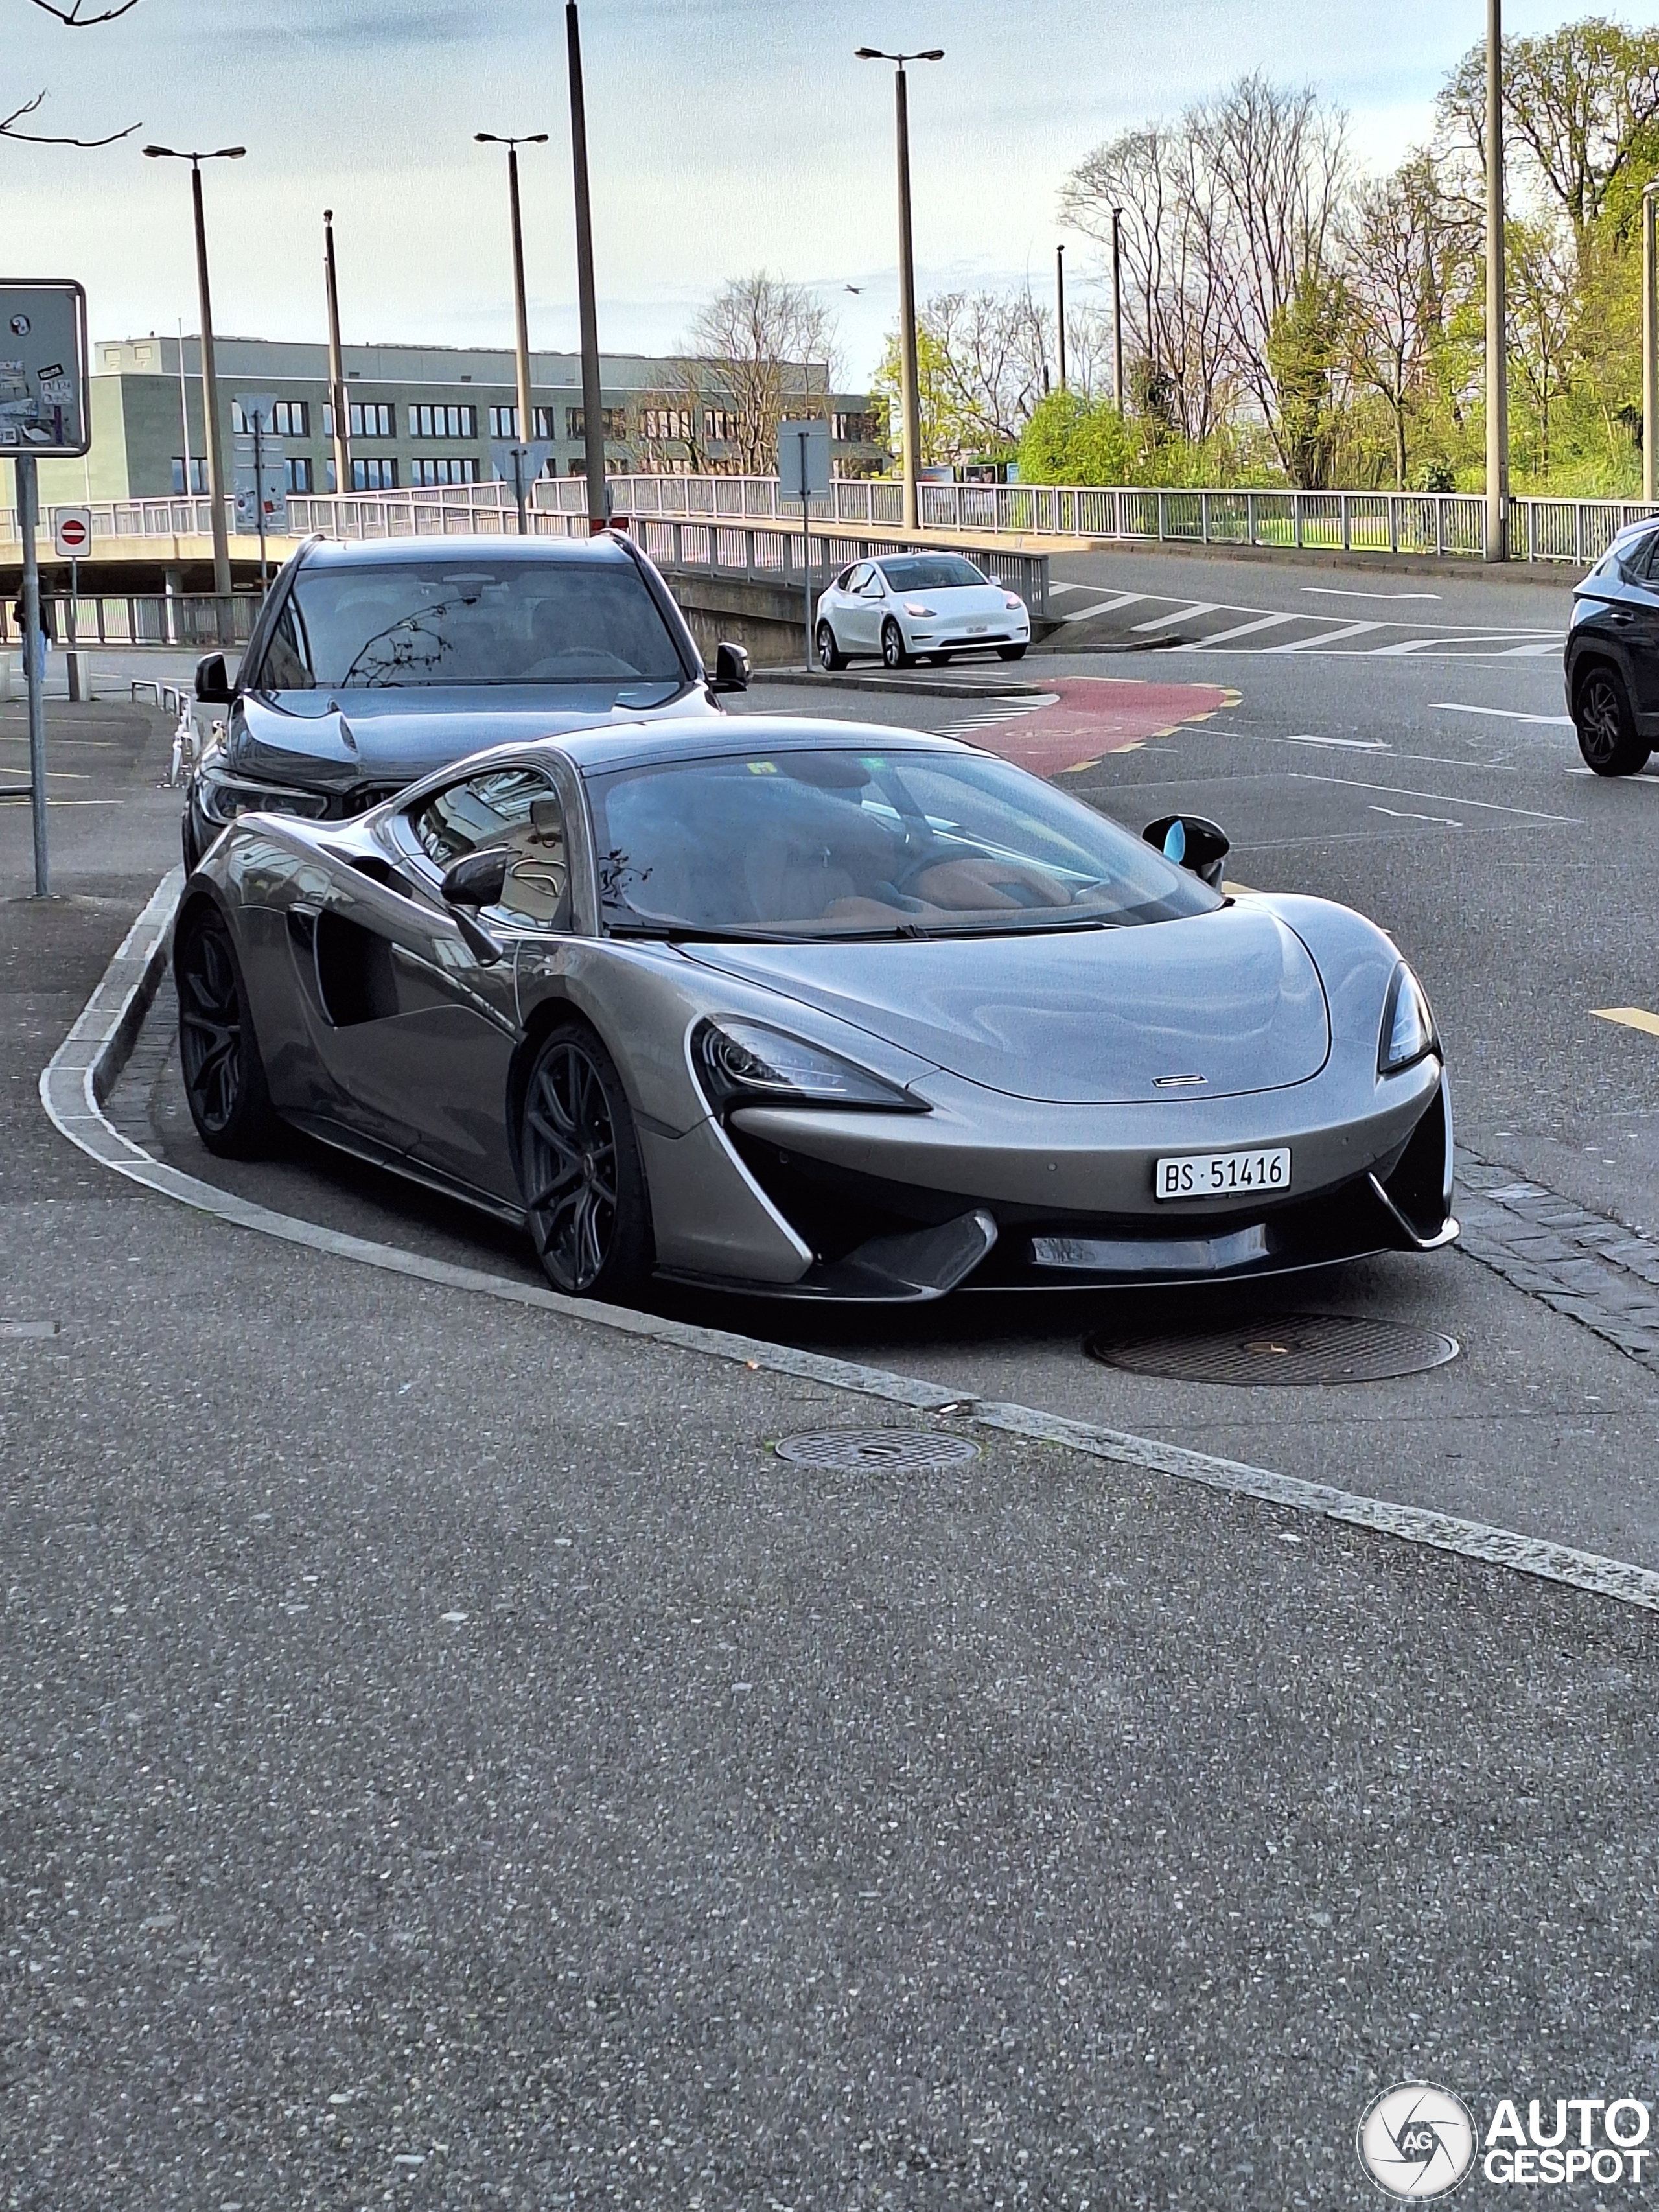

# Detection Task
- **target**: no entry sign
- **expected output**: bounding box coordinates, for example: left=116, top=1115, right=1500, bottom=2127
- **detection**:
left=53, top=506, right=91, bottom=559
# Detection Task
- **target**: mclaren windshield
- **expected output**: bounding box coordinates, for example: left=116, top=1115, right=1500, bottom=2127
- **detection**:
left=266, top=559, right=687, bottom=690
left=585, top=745, right=1222, bottom=940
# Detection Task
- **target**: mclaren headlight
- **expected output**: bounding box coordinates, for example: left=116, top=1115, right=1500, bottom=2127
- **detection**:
left=196, top=762, right=330, bottom=828
left=1379, top=961, right=1439, bottom=1075
left=693, top=1017, right=927, bottom=1115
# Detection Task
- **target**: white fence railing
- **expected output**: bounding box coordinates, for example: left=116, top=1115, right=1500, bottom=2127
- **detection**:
left=6, top=474, right=1658, bottom=568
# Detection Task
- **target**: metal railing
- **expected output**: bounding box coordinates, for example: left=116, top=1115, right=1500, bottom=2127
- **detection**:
left=0, top=593, right=259, bottom=649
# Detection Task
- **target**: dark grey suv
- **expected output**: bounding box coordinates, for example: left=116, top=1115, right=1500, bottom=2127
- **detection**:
left=1565, top=520, right=1659, bottom=776
left=184, top=532, right=748, bottom=868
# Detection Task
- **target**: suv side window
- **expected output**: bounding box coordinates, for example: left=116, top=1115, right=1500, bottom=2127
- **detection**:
left=410, top=766, right=570, bottom=931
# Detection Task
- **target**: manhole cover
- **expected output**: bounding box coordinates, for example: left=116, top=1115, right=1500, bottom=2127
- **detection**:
left=773, top=1428, right=980, bottom=1474
left=1087, top=1312, right=1458, bottom=1386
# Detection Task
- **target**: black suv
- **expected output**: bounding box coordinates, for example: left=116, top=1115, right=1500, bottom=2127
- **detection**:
left=183, top=532, right=748, bottom=868
left=1566, top=520, right=1659, bottom=776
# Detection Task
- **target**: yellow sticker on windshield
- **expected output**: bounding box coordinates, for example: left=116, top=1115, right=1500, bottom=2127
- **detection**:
left=747, top=760, right=778, bottom=774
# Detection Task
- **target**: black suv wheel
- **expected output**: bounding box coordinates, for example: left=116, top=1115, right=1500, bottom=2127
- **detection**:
left=1575, top=665, right=1651, bottom=776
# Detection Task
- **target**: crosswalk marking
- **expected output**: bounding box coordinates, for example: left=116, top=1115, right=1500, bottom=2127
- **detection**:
left=1264, top=620, right=1386, bottom=653
left=1593, top=1007, right=1659, bottom=1039
left=1058, top=590, right=1145, bottom=623
left=1191, top=611, right=1299, bottom=647
left=1131, top=600, right=1222, bottom=632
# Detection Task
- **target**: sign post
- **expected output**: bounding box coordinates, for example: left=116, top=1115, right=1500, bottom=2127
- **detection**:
left=233, top=393, right=286, bottom=589
left=489, top=439, right=553, bottom=531
left=777, top=417, right=831, bottom=671
left=53, top=506, right=91, bottom=702
left=1, top=278, right=90, bottom=897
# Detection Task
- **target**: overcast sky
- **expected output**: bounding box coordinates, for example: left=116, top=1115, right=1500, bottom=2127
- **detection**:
left=5, top=0, right=1649, bottom=385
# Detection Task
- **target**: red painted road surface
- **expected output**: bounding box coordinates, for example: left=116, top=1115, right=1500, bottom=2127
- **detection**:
left=966, top=676, right=1236, bottom=777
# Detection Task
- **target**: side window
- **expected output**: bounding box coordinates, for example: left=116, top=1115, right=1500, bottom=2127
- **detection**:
left=493, top=797, right=569, bottom=931
left=259, top=598, right=314, bottom=690
left=1634, top=533, right=1659, bottom=585
left=410, top=767, right=570, bottom=931
left=863, top=568, right=888, bottom=597
left=839, top=564, right=865, bottom=592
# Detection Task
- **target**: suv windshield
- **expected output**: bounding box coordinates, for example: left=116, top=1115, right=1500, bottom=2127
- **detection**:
left=877, top=556, right=990, bottom=592
left=585, top=747, right=1220, bottom=940
left=264, top=559, right=686, bottom=688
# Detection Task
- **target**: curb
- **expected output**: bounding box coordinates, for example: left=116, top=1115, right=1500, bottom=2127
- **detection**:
left=40, top=868, right=1659, bottom=1621
left=756, top=668, right=1050, bottom=702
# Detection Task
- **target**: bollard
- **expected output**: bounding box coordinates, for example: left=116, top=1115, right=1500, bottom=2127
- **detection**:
left=65, top=650, right=91, bottom=703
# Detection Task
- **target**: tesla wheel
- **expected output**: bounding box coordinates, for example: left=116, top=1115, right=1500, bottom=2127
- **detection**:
left=1575, top=665, right=1649, bottom=776
left=997, top=643, right=1028, bottom=662
left=815, top=622, right=846, bottom=672
left=174, top=903, right=276, bottom=1158
left=520, top=1024, right=653, bottom=1303
left=881, top=618, right=911, bottom=669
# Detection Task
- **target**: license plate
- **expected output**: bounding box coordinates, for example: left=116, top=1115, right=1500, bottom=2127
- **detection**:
left=1154, top=1147, right=1291, bottom=1200
left=966, top=623, right=988, bottom=634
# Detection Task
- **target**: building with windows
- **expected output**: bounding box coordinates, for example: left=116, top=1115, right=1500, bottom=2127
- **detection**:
left=34, top=334, right=887, bottom=505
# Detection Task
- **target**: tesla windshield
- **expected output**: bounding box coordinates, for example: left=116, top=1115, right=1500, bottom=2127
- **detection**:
left=263, top=561, right=686, bottom=688
left=877, top=556, right=990, bottom=592
left=585, top=747, right=1222, bottom=939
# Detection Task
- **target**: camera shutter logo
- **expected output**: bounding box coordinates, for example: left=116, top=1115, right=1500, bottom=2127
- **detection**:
left=1357, top=2083, right=1476, bottom=2199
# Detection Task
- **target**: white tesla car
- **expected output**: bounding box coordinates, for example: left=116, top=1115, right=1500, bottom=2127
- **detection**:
left=815, top=553, right=1031, bottom=670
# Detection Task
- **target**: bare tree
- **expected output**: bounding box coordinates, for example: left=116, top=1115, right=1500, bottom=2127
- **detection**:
left=1507, top=215, right=1577, bottom=477
left=682, top=273, right=837, bottom=477
left=1343, top=151, right=1472, bottom=486
left=6, top=0, right=141, bottom=145
left=922, top=288, right=1050, bottom=449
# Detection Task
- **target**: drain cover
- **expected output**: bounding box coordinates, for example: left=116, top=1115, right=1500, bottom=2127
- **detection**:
left=773, top=1428, right=980, bottom=1474
left=1087, top=1312, right=1458, bottom=1386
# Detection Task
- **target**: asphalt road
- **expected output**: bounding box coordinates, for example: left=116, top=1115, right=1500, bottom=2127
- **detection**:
left=8, top=557, right=1659, bottom=2206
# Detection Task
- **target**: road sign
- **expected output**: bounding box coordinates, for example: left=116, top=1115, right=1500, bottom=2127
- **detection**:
left=53, top=507, right=91, bottom=559
left=0, top=281, right=90, bottom=458
left=489, top=440, right=553, bottom=488
left=777, top=418, right=831, bottom=501
left=233, top=391, right=279, bottom=434
left=231, top=430, right=288, bottom=536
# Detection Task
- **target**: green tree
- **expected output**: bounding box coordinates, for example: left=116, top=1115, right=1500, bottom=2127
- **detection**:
left=1265, top=275, right=1350, bottom=487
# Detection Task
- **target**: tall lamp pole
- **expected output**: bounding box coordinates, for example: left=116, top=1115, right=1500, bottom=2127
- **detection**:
left=1484, top=0, right=1509, bottom=562
left=566, top=2, right=608, bottom=529
left=1056, top=242, right=1067, bottom=391
left=144, top=143, right=245, bottom=623
left=323, top=209, right=351, bottom=499
left=857, top=45, right=944, bottom=532
left=1111, top=205, right=1126, bottom=412
left=1643, top=181, right=1658, bottom=504
left=477, top=130, right=550, bottom=533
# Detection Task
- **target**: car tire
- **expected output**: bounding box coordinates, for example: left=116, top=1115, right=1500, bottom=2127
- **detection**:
left=815, top=622, right=846, bottom=672
left=997, top=643, right=1028, bottom=662
left=881, top=618, right=910, bottom=669
left=520, top=1021, right=655, bottom=1303
left=1575, top=664, right=1649, bottom=776
left=174, top=902, right=277, bottom=1159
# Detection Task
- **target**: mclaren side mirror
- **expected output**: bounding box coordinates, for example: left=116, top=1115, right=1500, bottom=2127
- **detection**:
left=194, top=651, right=233, bottom=704
left=708, top=639, right=750, bottom=695
left=1143, top=813, right=1231, bottom=891
left=440, top=847, right=507, bottom=964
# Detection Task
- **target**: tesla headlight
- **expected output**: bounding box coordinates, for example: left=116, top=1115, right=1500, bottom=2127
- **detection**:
left=1004, top=594, right=1023, bottom=610
left=693, top=1018, right=927, bottom=1115
left=903, top=601, right=936, bottom=617
left=1379, top=961, right=1439, bottom=1075
left=197, top=762, right=329, bottom=827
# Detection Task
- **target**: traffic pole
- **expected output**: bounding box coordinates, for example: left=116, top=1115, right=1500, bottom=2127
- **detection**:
left=16, top=454, right=49, bottom=896
left=800, top=430, right=813, bottom=672
left=1484, top=0, right=1509, bottom=563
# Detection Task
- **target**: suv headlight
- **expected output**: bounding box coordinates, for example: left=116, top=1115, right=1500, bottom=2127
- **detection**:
left=196, top=761, right=329, bottom=828
left=1379, top=961, right=1439, bottom=1074
left=693, top=1018, right=927, bottom=1115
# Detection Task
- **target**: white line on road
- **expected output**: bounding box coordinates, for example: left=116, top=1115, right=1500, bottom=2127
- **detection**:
left=1301, top=586, right=1443, bottom=600
left=1277, top=732, right=1391, bottom=751
left=1264, top=620, right=1387, bottom=652
left=1131, top=600, right=1222, bottom=631
left=41, top=867, right=1659, bottom=1622
left=1288, top=771, right=1580, bottom=822
left=1190, top=611, right=1300, bottom=647
left=1502, top=640, right=1568, bottom=657
left=1371, top=634, right=1560, bottom=656
left=1433, top=703, right=1575, bottom=725
left=1371, top=804, right=1463, bottom=826
left=1057, top=590, right=1147, bottom=623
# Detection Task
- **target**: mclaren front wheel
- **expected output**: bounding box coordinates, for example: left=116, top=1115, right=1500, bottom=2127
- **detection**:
left=520, top=1024, right=654, bottom=1303
left=174, top=902, right=277, bottom=1159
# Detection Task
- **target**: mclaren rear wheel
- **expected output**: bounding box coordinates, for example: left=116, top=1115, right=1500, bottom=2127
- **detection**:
left=1575, top=664, right=1649, bottom=776
left=174, top=903, right=277, bottom=1158
left=520, top=1023, right=654, bottom=1302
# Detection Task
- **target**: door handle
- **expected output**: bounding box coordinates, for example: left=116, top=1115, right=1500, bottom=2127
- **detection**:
left=1610, top=612, right=1636, bottom=626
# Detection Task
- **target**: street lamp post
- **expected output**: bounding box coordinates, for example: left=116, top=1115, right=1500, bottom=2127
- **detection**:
left=323, top=209, right=351, bottom=500
left=1643, top=181, right=1658, bottom=504
left=477, top=130, right=550, bottom=534
left=566, top=2, right=608, bottom=530
left=144, top=143, right=245, bottom=625
left=1484, top=0, right=1509, bottom=563
left=1056, top=242, right=1066, bottom=392
left=856, top=45, right=943, bottom=533
left=1111, top=205, right=1125, bottom=412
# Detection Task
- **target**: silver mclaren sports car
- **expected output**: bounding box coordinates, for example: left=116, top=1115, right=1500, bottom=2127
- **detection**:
left=174, top=716, right=1457, bottom=1303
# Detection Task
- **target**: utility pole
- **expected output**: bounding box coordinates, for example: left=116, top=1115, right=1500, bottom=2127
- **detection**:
left=856, top=47, right=942, bottom=533
left=566, top=2, right=608, bottom=529
left=14, top=455, right=48, bottom=895
left=1111, top=207, right=1126, bottom=410
left=478, top=132, right=550, bottom=534
left=1644, top=182, right=1658, bottom=504
left=1056, top=243, right=1067, bottom=392
left=323, top=209, right=351, bottom=499
left=1484, top=0, right=1509, bottom=562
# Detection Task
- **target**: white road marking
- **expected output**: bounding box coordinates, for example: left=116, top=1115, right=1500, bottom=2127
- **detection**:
left=1288, top=771, right=1580, bottom=823
left=1301, top=586, right=1443, bottom=600
left=1131, top=600, right=1222, bottom=632
left=1433, top=703, right=1574, bottom=725
left=1057, top=590, right=1146, bottom=622
left=1277, top=732, right=1391, bottom=751
left=1264, top=620, right=1386, bottom=653
left=44, top=865, right=1659, bottom=1622
left=1190, top=611, right=1300, bottom=646
left=1502, top=640, right=1568, bottom=657
left=1371, top=633, right=1559, bottom=656
left=1371, top=804, right=1463, bottom=827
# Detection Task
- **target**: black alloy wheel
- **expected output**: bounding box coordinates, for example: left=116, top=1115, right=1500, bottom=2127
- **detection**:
left=997, top=642, right=1028, bottom=661
left=174, top=905, right=276, bottom=1158
left=881, top=618, right=911, bottom=669
left=1575, top=665, right=1650, bottom=776
left=816, top=621, right=846, bottom=672
left=520, top=1025, right=653, bottom=1301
